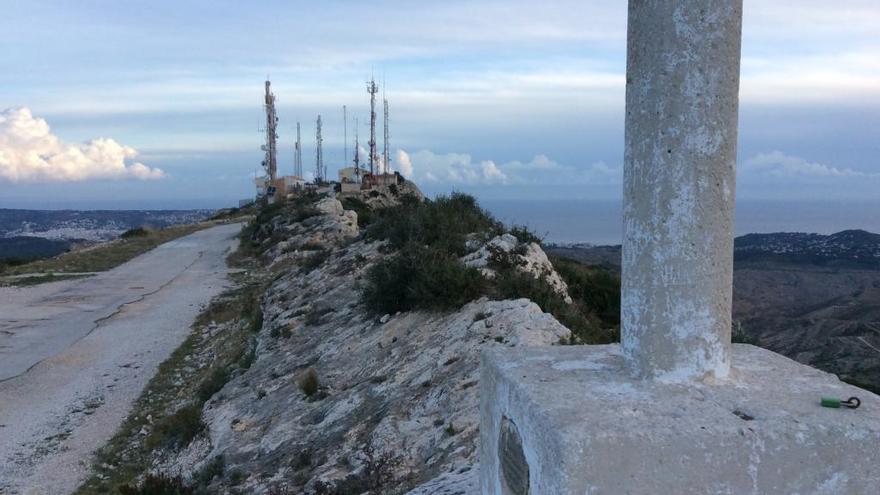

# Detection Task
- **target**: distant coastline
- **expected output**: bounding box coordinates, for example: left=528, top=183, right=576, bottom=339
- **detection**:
left=482, top=199, right=880, bottom=245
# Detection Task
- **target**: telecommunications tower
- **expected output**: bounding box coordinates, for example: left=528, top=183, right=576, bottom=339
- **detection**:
left=353, top=117, right=361, bottom=178
left=383, top=98, right=390, bottom=175
left=315, top=115, right=324, bottom=183
left=367, top=78, right=379, bottom=175
left=294, top=121, right=303, bottom=178
left=262, top=80, right=278, bottom=181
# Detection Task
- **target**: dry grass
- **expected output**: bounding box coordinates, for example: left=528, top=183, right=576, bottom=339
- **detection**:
left=3, top=222, right=214, bottom=276
left=74, top=273, right=267, bottom=495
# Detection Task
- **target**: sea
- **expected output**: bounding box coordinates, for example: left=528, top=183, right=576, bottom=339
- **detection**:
left=481, top=199, right=880, bottom=245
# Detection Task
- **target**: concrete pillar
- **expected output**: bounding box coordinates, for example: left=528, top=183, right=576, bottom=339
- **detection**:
left=621, top=1, right=743, bottom=380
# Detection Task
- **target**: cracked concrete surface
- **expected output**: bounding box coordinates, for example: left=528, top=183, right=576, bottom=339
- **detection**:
left=0, top=223, right=241, bottom=494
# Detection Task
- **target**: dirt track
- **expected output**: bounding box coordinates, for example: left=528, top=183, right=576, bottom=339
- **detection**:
left=0, top=223, right=241, bottom=494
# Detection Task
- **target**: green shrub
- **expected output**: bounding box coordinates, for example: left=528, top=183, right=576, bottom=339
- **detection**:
left=193, top=455, right=225, bottom=487
left=118, top=473, right=194, bottom=494
left=361, top=244, right=486, bottom=314
left=300, top=249, right=330, bottom=273
left=341, top=197, right=373, bottom=227
left=197, top=367, right=230, bottom=402
left=147, top=404, right=205, bottom=450
left=509, top=225, right=542, bottom=245
left=492, top=268, right=615, bottom=344
left=550, top=256, right=621, bottom=327
left=121, top=227, right=152, bottom=239
left=298, top=368, right=320, bottom=397
left=366, top=193, right=502, bottom=256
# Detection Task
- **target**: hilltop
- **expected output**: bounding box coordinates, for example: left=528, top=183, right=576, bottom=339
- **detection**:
left=78, top=187, right=619, bottom=494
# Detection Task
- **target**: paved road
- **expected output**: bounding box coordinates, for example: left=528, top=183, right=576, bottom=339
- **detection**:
left=0, top=223, right=241, bottom=494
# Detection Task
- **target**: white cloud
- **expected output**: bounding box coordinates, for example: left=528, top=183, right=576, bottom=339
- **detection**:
left=397, top=148, right=621, bottom=187
left=744, top=151, right=871, bottom=178
left=396, top=149, right=414, bottom=177
left=400, top=149, right=510, bottom=185
left=0, top=107, right=164, bottom=183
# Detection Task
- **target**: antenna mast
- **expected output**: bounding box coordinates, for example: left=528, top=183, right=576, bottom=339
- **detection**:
left=353, top=117, right=360, bottom=178
left=315, top=115, right=323, bottom=183
left=343, top=105, right=348, bottom=173
left=262, top=80, right=278, bottom=181
left=367, top=78, right=379, bottom=176
left=383, top=98, right=390, bottom=175
left=294, top=122, right=303, bottom=178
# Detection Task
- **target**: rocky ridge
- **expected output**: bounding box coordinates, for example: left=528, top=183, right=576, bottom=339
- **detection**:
left=155, top=192, right=573, bottom=494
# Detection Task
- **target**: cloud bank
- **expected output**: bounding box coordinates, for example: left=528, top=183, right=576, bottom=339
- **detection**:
left=744, top=151, right=871, bottom=178
left=0, top=107, right=165, bottom=183
left=396, top=149, right=622, bottom=187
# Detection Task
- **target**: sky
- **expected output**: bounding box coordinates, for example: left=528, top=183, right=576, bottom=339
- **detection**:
left=0, top=0, right=878, bottom=209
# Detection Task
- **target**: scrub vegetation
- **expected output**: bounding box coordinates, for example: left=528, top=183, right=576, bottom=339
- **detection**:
left=359, top=192, right=620, bottom=344
left=75, top=275, right=267, bottom=495
left=1, top=223, right=209, bottom=278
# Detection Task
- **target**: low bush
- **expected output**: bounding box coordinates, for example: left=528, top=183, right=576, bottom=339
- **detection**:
left=197, top=366, right=230, bottom=402
left=508, top=225, right=542, bottom=245
left=366, top=193, right=502, bottom=256
left=493, top=268, right=616, bottom=344
left=147, top=404, right=205, bottom=450
left=300, top=249, right=330, bottom=273
left=121, top=227, right=152, bottom=239
left=341, top=197, right=373, bottom=227
left=298, top=368, right=320, bottom=397
left=362, top=244, right=486, bottom=314
left=118, top=473, right=194, bottom=494
left=550, top=256, right=620, bottom=327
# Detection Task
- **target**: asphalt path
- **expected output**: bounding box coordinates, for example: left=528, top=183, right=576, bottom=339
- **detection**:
left=0, top=223, right=241, bottom=494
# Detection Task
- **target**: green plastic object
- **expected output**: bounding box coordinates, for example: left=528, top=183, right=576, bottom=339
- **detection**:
left=821, top=397, right=841, bottom=408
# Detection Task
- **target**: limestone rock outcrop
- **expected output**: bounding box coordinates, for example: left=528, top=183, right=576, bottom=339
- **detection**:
left=159, top=193, right=569, bottom=494
left=462, top=233, right=573, bottom=304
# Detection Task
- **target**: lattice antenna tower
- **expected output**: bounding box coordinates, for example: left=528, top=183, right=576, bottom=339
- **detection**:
left=367, top=78, right=379, bottom=175
left=315, top=115, right=324, bottom=183
left=343, top=105, right=348, bottom=174
left=353, top=117, right=361, bottom=178
left=262, top=80, right=279, bottom=181
left=383, top=98, right=390, bottom=175
left=294, top=121, right=303, bottom=178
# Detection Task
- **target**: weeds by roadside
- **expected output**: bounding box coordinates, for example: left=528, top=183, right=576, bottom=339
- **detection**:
left=3, top=223, right=214, bottom=278
left=74, top=276, right=266, bottom=495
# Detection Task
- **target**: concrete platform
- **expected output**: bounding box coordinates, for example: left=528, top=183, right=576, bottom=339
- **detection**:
left=480, top=344, right=880, bottom=494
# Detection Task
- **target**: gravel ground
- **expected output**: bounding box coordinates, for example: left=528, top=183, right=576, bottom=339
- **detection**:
left=0, top=223, right=241, bottom=494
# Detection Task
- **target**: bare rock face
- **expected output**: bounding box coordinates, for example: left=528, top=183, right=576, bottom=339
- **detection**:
left=357, top=179, right=425, bottom=209
left=163, top=197, right=569, bottom=494
left=265, top=199, right=359, bottom=265
left=462, top=233, right=573, bottom=304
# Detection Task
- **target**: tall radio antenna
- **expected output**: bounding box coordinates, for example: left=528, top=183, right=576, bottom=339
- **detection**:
left=294, top=121, right=302, bottom=178
left=315, top=114, right=323, bottom=183
left=343, top=105, right=348, bottom=173
left=367, top=77, right=379, bottom=176
left=383, top=98, right=390, bottom=175
left=353, top=117, right=360, bottom=178
left=262, top=79, right=278, bottom=181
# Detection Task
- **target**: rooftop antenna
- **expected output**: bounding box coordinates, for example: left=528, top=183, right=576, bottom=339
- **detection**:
left=343, top=105, right=348, bottom=173
left=383, top=72, right=390, bottom=175
left=315, top=114, right=323, bottom=183
left=261, top=79, right=278, bottom=181
left=367, top=77, right=379, bottom=176
left=353, top=117, right=360, bottom=178
left=294, top=121, right=303, bottom=178
left=383, top=78, right=390, bottom=175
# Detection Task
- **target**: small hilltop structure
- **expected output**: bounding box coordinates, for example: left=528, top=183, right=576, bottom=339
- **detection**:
left=254, top=77, right=414, bottom=204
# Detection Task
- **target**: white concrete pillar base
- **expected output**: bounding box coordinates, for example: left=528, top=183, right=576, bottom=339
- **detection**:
left=480, top=346, right=880, bottom=494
